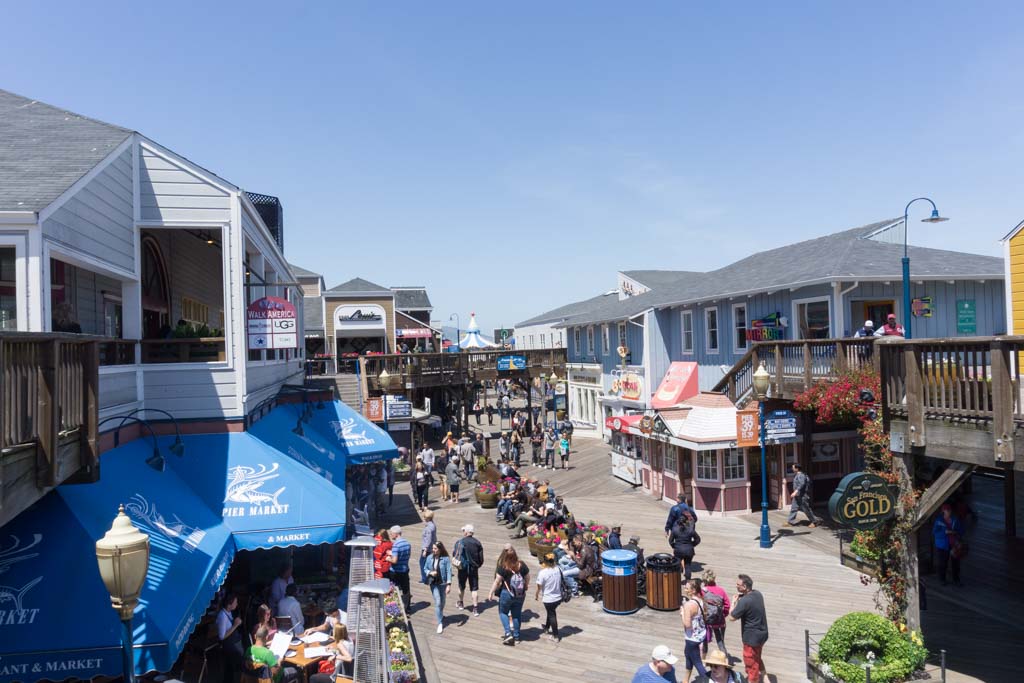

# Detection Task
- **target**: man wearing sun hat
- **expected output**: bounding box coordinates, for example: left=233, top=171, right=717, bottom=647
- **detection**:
left=703, top=649, right=740, bottom=682
left=632, top=645, right=679, bottom=682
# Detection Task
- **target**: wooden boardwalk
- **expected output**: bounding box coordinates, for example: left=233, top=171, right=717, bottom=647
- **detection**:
left=379, top=438, right=996, bottom=682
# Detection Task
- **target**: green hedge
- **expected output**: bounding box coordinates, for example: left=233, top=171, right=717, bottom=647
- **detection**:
left=818, top=612, right=927, bottom=683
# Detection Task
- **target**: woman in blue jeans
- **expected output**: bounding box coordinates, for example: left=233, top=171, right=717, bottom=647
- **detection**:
left=424, top=541, right=452, bottom=634
left=487, top=547, right=530, bottom=646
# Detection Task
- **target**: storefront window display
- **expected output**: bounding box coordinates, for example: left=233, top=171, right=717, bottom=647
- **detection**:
left=696, top=451, right=718, bottom=481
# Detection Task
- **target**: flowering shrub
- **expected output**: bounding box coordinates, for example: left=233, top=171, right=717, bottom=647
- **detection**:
left=793, top=366, right=880, bottom=425
left=584, top=521, right=611, bottom=542
left=477, top=481, right=498, bottom=494
left=817, top=611, right=927, bottom=683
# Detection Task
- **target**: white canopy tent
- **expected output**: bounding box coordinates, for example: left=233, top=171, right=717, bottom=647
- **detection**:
left=457, top=313, right=498, bottom=349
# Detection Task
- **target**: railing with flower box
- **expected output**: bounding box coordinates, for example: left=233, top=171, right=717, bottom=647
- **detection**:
left=361, top=348, right=567, bottom=391
left=384, top=587, right=421, bottom=682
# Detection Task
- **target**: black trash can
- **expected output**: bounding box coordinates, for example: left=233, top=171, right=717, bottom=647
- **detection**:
left=646, top=553, right=681, bottom=611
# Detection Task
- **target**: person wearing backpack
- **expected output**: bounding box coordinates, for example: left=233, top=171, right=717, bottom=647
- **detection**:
left=680, top=579, right=710, bottom=682
left=669, top=511, right=700, bottom=580
left=785, top=463, right=820, bottom=527
left=534, top=552, right=567, bottom=642
left=701, top=569, right=731, bottom=658
left=487, top=547, right=530, bottom=645
left=452, top=524, right=484, bottom=616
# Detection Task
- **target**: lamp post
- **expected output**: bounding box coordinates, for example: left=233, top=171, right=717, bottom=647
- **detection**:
left=96, top=505, right=150, bottom=683
left=449, top=313, right=460, bottom=353
left=378, top=368, right=392, bottom=434
left=901, top=198, right=949, bottom=339
left=752, top=362, right=772, bottom=549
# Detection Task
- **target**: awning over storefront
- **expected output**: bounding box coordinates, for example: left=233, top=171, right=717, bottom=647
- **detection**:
left=605, top=414, right=643, bottom=433
left=308, top=400, right=400, bottom=465
left=0, top=440, right=234, bottom=682
left=395, top=328, right=433, bottom=338
left=167, top=433, right=348, bottom=550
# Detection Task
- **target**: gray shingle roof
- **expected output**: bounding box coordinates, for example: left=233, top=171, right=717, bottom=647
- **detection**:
left=392, top=288, right=432, bottom=310
left=0, top=89, right=134, bottom=212
left=325, top=277, right=392, bottom=295
left=621, top=270, right=700, bottom=288
left=288, top=262, right=322, bottom=279
left=557, top=219, right=1004, bottom=327
left=304, top=296, right=324, bottom=333
left=515, top=292, right=619, bottom=327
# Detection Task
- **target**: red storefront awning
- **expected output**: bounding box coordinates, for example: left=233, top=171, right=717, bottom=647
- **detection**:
left=651, top=361, right=700, bottom=409
left=396, top=328, right=434, bottom=338
left=605, top=414, right=643, bottom=432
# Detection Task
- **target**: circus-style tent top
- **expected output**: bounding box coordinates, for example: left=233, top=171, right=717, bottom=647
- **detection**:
left=457, top=313, right=498, bottom=349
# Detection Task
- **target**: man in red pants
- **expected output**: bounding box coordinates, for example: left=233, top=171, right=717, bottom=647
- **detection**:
left=730, top=573, right=769, bottom=683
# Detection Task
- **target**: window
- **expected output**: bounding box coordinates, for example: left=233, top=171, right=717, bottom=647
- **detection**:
left=618, top=322, right=627, bottom=349
left=664, top=447, right=678, bottom=474
left=181, top=297, right=209, bottom=326
left=0, top=247, right=17, bottom=330
left=681, top=310, right=693, bottom=353
left=704, top=307, right=719, bottom=354
left=103, top=297, right=122, bottom=338
left=794, top=297, right=831, bottom=340
left=587, top=326, right=595, bottom=355
left=602, top=325, right=611, bottom=355
left=724, top=448, right=746, bottom=480
left=540, top=334, right=546, bottom=349
left=573, top=328, right=581, bottom=354
left=696, top=451, right=718, bottom=481
left=733, top=303, right=748, bottom=352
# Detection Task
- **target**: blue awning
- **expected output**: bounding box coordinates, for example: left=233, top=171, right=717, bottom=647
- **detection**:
left=167, top=433, right=348, bottom=551
left=0, top=440, right=234, bottom=682
left=308, top=400, right=400, bottom=465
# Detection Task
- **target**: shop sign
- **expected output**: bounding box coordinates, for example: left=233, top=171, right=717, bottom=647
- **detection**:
left=764, top=409, right=799, bottom=444
left=570, top=373, right=600, bottom=385
left=651, top=361, right=699, bottom=409
left=828, top=472, right=896, bottom=530
left=365, top=398, right=383, bottom=421
left=912, top=297, right=933, bottom=318
left=956, top=300, right=976, bottom=335
left=497, top=354, right=527, bottom=371
left=746, top=312, right=788, bottom=342
left=735, top=409, right=759, bottom=448
left=639, top=415, right=654, bottom=434
left=387, top=400, right=413, bottom=418
left=610, top=370, right=643, bottom=401
left=247, top=296, right=298, bottom=350
left=335, top=304, right=386, bottom=329
left=396, top=328, right=433, bottom=338
left=611, top=450, right=642, bottom=485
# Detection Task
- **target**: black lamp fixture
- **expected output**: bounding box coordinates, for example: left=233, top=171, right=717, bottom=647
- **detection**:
left=119, top=408, right=185, bottom=457
left=99, top=415, right=166, bottom=472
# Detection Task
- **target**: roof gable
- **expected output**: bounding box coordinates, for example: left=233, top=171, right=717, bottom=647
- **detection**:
left=326, top=277, right=392, bottom=295
left=392, top=287, right=432, bottom=310
left=0, top=89, right=133, bottom=212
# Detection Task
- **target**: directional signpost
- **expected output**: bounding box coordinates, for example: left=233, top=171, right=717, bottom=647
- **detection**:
left=763, top=409, right=799, bottom=444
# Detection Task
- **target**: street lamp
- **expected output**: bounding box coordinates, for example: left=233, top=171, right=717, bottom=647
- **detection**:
left=378, top=368, right=392, bottom=433
left=96, top=505, right=150, bottom=683
left=902, top=198, right=949, bottom=339
left=449, top=313, right=461, bottom=353
left=752, top=362, right=772, bottom=549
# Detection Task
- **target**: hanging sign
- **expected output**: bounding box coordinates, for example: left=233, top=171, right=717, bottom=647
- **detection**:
left=735, top=409, right=759, bottom=448
left=764, top=409, right=798, bottom=444
left=746, top=312, right=788, bottom=342
left=365, top=398, right=384, bottom=422
left=497, top=354, right=527, bottom=371
left=610, top=370, right=643, bottom=401
left=912, top=297, right=933, bottom=318
left=956, top=300, right=976, bottom=335
left=828, top=472, right=897, bottom=530
left=247, top=296, right=298, bottom=350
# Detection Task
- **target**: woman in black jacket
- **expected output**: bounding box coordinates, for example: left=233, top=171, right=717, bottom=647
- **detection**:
left=669, top=512, right=700, bottom=580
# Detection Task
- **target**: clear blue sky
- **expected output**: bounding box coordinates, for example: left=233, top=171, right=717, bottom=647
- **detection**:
left=4, top=2, right=1023, bottom=334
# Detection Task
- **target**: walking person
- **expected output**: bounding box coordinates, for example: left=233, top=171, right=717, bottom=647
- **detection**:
left=680, top=579, right=709, bottom=682
left=413, top=460, right=430, bottom=511
left=729, top=574, right=769, bottom=683
left=425, top=540, right=453, bottom=633
left=444, top=456, right=463, bottom=503
left=631, top=645, right=679, bottom=683
left=486, top=403, right=495, bottom=425
left=488, top=547, right=529, bottom=645
left=419, top=510, right=437, bottom=584
left=785, top=463, right=819, bottom=528
left=543, top=428, right=557, bottom=469
left=510, top=430, right=523, bottom=467
left=701, top=569, right=731, bottom=658
left=498, top=432, right=510, bottom=461
left=559, top=432, right=570, bottom=469
left=459, top=437, right=476, bottom=480
left=419, top=442, right=435, bottom=478
left=530, top=424, right=544, bottom=466
left=933, top=503, right=965, bottom=586
left=534, top=552, right=565, bottom=642
left=664, top=494, right=698, bottom=538
left=387, top=525, right=413, bottom=612
left=453, top=524, right=484, bottom=616
left=669, top=512, right=700, bottom=580
left=474, top=400, right=482, bottom=424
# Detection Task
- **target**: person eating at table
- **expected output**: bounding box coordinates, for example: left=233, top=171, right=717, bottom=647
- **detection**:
left=253, top=603, right=278, bottom=642
left=303, top=606, right=347, bottom=636
left=309, top=624, right=354, bottom=683
left=248, top=626, right=299, bottom=683
left=276, top=583, right=305, bottom=634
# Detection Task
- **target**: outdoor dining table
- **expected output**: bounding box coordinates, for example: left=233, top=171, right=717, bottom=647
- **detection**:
left=284, top=641, right=331, bottom=683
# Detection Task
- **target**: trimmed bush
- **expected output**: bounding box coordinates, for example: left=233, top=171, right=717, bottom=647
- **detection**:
left=818, top=612, right=927, bottom=683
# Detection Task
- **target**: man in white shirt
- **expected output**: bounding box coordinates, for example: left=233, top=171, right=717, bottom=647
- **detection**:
left=419, top=444, right=435, bottom=476
left=269, top=563, right=293, bottom=612
left=276, top=583, right=305, bottom=634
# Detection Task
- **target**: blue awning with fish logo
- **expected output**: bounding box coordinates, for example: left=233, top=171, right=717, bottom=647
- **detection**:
left=309, top=399, right=400, bottom=465
left=0, top=439, right=235, bottom=682
left=167, top=432, right=348, bottom=551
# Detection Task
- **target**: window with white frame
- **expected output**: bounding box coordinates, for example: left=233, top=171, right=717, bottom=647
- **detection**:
left=704, top=307, right=719, bottom=354
left=664, top=447, right=678, bottom=473
left=696, top=451, right=718, bottom=481
left=602, top=324, right=611, bottom=355
left=573, top=328, right=581, bottom=354
left=618, top=322, right=627, bottom=348
left=181, top=297, right=209, bottom=326
left=794, top=296, right=832, bottom=340
left=681, top=310, right=694, bottom=353
left=724, top=448, right=746, bottom=480
left=733, top=303, right=748, bottom=353
left=587, top=326, right=595, bottom=355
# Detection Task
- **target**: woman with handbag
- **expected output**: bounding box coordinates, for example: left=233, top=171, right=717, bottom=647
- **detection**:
left=426, top=541, right=453, bottom=634
left=534, top=552, right=565, bottom=642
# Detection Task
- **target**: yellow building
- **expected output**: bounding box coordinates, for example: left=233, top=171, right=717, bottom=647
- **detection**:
left=1002, top=221, right=1024, bottom=334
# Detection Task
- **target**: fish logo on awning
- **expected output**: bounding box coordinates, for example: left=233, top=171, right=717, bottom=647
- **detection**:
left=125, top=494, right=205, bottom=552
left=330, top=418, right=374, bottom=447
left=224, top=464, right=289, bottom=516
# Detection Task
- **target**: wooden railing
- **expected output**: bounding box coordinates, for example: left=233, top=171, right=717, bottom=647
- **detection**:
left=360, top=348, right=568, bottom=391
left=140, top=337, right=226, bottom=364
left=878, top=336, right=1023, bottom=463
left=99, top=339, right=137, bottom=366
left=0, top=333, right=100, bottom=523
left=713, top=338, right=878, bottom=403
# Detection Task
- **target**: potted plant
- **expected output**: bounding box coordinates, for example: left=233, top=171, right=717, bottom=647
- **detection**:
left=840, top=530, right=880, bottom=578
left=475, top=481, right=499, bottom=508
left=809, top=611, right=927, bottom=683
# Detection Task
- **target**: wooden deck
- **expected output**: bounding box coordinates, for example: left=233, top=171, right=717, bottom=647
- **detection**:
left=380, top=438, right=882, bottom=682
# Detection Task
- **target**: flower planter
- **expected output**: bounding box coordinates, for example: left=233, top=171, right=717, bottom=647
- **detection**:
left=476, top=490, right=499, bottom=508
left=527, top=534, right=556, bottom=557
left=839, top=547, right=879, bottom=579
